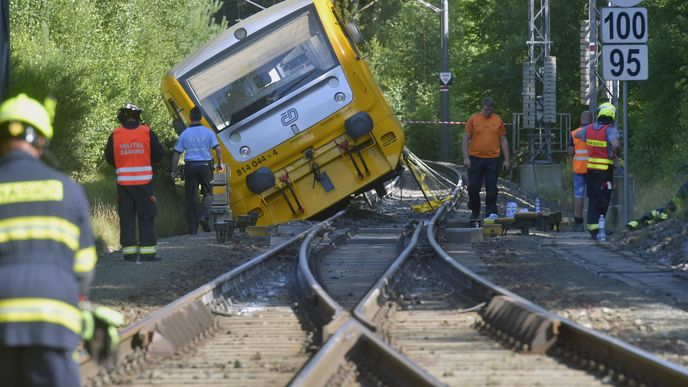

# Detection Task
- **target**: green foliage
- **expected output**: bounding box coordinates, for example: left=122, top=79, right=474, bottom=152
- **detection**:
left=10, top=0, right=688, bottom=209
left=355, top=0, right=688, bottom=199
left=10, top=0, right=226, bottom=176
left=632, top=0, right=688, bottom=182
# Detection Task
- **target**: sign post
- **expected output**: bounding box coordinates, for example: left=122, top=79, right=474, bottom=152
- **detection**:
left=601, top=2, right=648, bottom=225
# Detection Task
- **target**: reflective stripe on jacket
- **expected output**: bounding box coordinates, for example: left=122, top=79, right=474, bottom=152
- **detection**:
left=114, top=125, right=152, bottom=185
left=571, top=127, right=588, bottom=174
left=585, top=124, right=614, bottom=171
left=0, top=150, right=96, bottom=349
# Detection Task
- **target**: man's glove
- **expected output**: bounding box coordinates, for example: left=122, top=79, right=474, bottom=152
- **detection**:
left=81, top=304, right=124, bottom=366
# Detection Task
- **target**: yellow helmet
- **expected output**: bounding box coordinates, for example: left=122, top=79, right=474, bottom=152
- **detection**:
left=597, top=102, right=616, bottom=121
left=0, top=93, right=55, bottom=140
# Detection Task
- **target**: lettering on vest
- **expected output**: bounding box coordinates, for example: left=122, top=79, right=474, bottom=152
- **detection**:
left=119, top=142, right=146, bottom=155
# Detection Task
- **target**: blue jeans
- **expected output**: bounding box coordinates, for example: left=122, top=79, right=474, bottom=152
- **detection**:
left=573, top=173, right=586, bottom=198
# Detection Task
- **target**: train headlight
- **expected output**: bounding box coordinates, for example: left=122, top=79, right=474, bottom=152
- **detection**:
left=229, top=132, right=241, bottom=143
left=345, top=112, right=374, bottom=140
left=246, top=167, right=275, bottom=194
left=240, top=146, right=250, bottom=156
left=334, top=92, right=346, bottom=103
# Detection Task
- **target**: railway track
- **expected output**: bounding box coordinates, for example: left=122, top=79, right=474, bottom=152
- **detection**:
left=80, top=164, right=688, bottom=386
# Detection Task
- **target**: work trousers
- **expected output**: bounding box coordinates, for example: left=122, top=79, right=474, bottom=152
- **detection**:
left=117, top=183, right=157, bottom=257
left=467, top=156, right=500, bottom=217
left=0, top=346, right=79, bottom=387
left=585, top=168, right=614, bottom=236
left=184, top=162, right=214, bottom=235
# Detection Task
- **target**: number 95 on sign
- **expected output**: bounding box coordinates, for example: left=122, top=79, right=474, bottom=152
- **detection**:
left=602, top=45, right=648, bottom=81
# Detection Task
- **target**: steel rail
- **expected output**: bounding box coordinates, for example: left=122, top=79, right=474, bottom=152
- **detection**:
left=296, top=209, right=350, bottom=341
left=428, top=201, right=688, bottom=387
left=289, top=319, right=440, bottom=387
left=353, top=161, right=462, bottom=329
left=294, top=213, right=441, bottom=386
left=79, top=219, right=321, bottom=385
left=353, top=220, right=424, bottom=330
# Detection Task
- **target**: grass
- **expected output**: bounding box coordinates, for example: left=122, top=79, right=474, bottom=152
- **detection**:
left=81, top=167, right=188, bottom=253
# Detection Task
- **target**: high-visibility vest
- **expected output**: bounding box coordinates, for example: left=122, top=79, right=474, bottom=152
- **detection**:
left=113, top=125, right=152, bottom=185
left=571, top=127, right=588, bottom=174
left=585, top=124, right=614, bottom=171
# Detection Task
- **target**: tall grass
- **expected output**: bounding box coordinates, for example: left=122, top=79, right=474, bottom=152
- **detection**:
left=90, top=200, right=119, bottom=253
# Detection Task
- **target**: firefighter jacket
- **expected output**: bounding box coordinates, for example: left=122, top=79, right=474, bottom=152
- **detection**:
left=585, top=124, right=614, bottom=171
left=0, top=150, right=96, bottom=350
left=571, top=127, right=588, bottom=174
left=113, top=125, right=153, bottom=185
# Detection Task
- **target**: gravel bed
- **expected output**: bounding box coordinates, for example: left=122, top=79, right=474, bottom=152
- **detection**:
left=89, top=164, right=688, bottom=375
left=89, top=172, right=434, bottom=327
left=471, top=235, right=688, bottom=367
left=89, top=233, right=269, bottom=325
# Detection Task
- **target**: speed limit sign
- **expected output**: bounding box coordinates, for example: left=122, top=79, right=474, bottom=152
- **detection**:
left=602, top=45, right=648, bottom=80
left=601, top=7, right=649, bottom=81
left=601, top=8, right=648, bottom=43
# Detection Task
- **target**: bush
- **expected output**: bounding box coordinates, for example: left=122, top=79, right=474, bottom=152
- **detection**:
left=9, top=0, right=226, bottom=175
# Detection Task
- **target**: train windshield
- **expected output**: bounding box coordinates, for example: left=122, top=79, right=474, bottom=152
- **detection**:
left=187, top=8, right=338, bottom=131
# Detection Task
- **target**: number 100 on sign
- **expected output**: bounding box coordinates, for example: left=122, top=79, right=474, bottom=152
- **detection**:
left=602, top=45, right=648, bottom=81
left=601, top=8, right=648, bottom=44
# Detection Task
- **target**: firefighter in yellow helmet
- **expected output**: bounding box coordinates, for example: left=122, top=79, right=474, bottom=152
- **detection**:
left=0, top=94, right=95, bottom=386
left=575, top=102, right=621, bottom=239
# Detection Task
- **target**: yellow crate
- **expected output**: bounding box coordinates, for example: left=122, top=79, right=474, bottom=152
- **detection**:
left=483, top=224, right=502, bottom=237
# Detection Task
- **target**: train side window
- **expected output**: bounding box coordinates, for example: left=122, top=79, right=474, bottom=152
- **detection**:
left=331, top=6, right=363, bottom=59
left=167, top=98, right=187, bottom=134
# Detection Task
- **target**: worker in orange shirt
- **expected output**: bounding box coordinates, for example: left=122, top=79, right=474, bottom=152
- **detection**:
left=462, top=97, right=510, bottom=221
left=568, top=110, right=593, bottom=231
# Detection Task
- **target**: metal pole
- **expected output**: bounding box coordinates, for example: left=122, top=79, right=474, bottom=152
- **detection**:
left=622, top=81, right=629, bottom=225
left=588, top=0, right=597, bottom=115
left=1, top=0, right=9, bottom=102
left=439, top=0, right=450, bottom=160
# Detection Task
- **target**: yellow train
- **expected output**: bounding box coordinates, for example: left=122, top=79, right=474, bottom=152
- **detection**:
left=161, top=0, right=404, bottom=226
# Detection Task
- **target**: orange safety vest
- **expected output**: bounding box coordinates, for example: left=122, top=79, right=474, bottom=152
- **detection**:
left=571, top=127, right=588, bottom=174
left=113, top=125, right=152, bottom=185
left=585, top=124, right=614, bottom=171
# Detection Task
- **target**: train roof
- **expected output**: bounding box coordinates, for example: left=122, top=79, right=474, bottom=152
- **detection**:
left=170, top=0, right=314, bottom=79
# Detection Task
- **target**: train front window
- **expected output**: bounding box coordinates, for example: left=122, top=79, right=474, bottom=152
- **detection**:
left=187, top=9, right=337, bottom=130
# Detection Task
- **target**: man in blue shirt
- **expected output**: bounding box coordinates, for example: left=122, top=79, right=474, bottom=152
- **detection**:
left=171, top=107, right=224, bottom=234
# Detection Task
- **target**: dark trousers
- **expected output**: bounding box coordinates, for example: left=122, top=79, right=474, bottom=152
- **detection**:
left=467, top=156, right=500, bottom=217
left=117, top=183, right=157, bottom=256
left=184, top=163, right=214, bottom=235
left=585, top=168, right=614, bottom=235
left=0, top=346, right=79, bottom=387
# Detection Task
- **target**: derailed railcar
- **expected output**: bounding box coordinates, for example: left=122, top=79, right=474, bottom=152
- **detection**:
left=161, top=0, right=404, bottom=226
